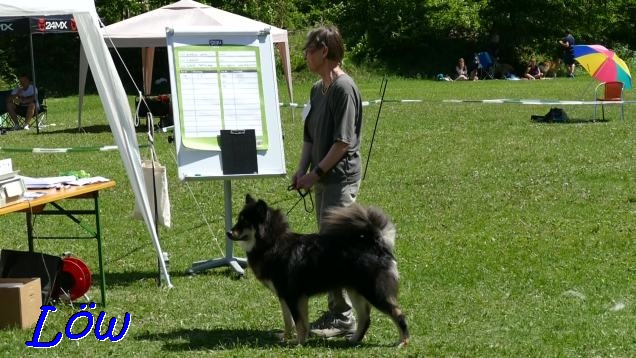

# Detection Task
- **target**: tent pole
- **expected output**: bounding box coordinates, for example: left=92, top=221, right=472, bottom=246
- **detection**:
left=29, top=32, right=36, bottom=88
left=29, top=31, right=41, bottom=132
left=78, top=46, right=89, bottom=132
left=142, top=47, right=155, bottom=95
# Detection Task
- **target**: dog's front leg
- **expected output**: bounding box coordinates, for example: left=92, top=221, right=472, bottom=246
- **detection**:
left=293, top=295, right=310, bottom=345
left=279, top=298, right=295, bottom=342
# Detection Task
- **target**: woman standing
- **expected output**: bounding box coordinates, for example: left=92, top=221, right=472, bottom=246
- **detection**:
left=291, top=25, right=363, bottom=338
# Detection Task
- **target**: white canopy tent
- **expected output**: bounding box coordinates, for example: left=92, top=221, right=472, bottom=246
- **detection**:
left=78, top=0, right=294, bottom=128
left=0, top=0, right=172, bottom=286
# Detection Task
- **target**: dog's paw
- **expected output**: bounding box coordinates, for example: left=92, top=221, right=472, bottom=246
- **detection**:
left=270, top=329, right=295, bottom=344
left=396, top=337, right=410, bottom=348
left=346, top=331, right=363, bottom=344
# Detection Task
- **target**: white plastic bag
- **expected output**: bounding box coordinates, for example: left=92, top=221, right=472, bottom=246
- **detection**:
left=132, top=160, right=171, bottom=228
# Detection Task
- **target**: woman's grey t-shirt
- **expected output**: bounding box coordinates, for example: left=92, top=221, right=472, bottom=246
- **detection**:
left=303, top=74, right=363, bottom=184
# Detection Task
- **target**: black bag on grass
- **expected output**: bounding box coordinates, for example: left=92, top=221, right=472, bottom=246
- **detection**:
left=0, top=249, right=62, bottom=305
left=531, top=107, right=569, bottom=123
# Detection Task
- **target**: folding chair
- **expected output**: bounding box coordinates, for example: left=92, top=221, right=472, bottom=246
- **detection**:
left=34, top=89, right=48, bottom=133
left=594, top=81, right=624, bottom=121
left=14, top=88, right=47, bottom=133
left=476, top=52, right=495, bottom=79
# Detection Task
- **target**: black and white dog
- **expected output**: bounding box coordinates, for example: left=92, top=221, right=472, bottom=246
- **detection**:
left=227, top=194, right=409, bottom=347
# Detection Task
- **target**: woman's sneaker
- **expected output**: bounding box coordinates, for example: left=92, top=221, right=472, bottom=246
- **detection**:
left=309, top=311, right=356, bottom=338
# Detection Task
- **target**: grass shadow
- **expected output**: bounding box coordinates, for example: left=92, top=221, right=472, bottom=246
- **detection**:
left=135, top=327, right=378, bottom=351
left=41, top=124, right=157, bottom=135
left=42, top=124, right=113, bottom=134
left=530, top=117, right=610, bottom=124
left=99, top=271, right=160, bottom=288
left=103, top=267, right=243, bottom=288
left=566, top=117, right=610, bottom=124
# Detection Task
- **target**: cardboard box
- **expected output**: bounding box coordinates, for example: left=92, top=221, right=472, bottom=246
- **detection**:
left=0, top=278, right=42, bottom=329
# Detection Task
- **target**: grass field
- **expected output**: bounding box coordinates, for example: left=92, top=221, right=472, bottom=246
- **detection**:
left=1, top=74, right=635, bottom=357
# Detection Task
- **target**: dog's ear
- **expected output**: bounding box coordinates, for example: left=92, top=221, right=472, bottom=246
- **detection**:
left=255, top=199, right=268, bottom=218
left=245, top=194, right=255, bottom=204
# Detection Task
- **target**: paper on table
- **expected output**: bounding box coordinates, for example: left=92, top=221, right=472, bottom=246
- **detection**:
left=20, top=175, right=77, bottom=189
left=66, top=176, right=110, bottom=186
left=23, top=191, right=47, bottom=199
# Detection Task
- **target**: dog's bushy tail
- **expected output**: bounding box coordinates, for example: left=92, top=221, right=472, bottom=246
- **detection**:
left=321, top=203, right=396, bottom=249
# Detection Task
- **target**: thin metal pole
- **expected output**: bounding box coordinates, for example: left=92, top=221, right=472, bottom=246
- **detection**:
left=363, top=76, right=388, bottom=180
left=223, top=180, right=235, bottom=259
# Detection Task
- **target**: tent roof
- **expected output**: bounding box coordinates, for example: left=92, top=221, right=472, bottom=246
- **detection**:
left=96, top=0, right=294, bottom=103
left=102, top=0, right=288, bottom=47
left=0, top=1, right=96, bottom=17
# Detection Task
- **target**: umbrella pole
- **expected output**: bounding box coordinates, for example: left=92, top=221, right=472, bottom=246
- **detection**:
left=574, top=63, right=597, bottom=100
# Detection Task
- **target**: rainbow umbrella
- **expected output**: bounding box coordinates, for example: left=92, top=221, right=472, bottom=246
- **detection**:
left=573, top=44, right=632, bottom=90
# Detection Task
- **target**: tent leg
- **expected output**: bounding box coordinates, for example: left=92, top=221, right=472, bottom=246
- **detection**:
left=29, top=33, right=36, bottom=89
left=187, top=180, right=247, bottom=276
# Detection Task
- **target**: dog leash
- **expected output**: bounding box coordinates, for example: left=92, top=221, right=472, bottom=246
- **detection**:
left=286, top=185, right=314, bottom=215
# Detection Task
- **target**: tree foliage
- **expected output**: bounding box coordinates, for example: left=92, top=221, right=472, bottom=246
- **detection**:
left=1, top=0, right=634, bottom=92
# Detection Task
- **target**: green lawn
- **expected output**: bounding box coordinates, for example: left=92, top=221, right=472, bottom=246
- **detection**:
left=1, top=75, right=635, bottom=357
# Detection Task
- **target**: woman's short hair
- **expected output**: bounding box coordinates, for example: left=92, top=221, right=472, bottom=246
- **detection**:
left=303, top=25, right=345, bottom=64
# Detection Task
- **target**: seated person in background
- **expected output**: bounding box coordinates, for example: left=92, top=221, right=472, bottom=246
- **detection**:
left=6, top=74, right=37, bottom=130
left=469, top=54, right=480, bottom=81
left=524, top=59, right=543, bottom=80
left=455, top=58, right=469, bottom=80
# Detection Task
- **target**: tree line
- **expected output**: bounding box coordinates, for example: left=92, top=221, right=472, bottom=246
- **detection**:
left=1, top=0, right=634, bottom=94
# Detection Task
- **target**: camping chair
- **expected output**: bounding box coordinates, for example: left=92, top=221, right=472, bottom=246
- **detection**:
left=34, top=89, right=48, bottom=133
left=135, top=94, right=172, bottom=129
left=13, top=88, right=47, bottom=133
left=0, top=90, right=13, bottom=130
left=476, top=52, right=495, bottom=79
left=594, top=81, right=624, bottom=121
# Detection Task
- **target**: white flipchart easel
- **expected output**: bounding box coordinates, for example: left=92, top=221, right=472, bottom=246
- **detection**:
left=166, top=27, right=286, bottom=275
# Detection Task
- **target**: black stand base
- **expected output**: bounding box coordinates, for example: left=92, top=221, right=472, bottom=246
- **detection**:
left=187, top=254, right=248, bottom=276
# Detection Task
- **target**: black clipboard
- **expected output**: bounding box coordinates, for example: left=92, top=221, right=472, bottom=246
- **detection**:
left=219, top=129, right=258, bottom=175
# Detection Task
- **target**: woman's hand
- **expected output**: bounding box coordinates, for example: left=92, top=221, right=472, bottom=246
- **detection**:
left=295, top=171, right=319, bottom=190
left=290, top=170, right=305, bottom=190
